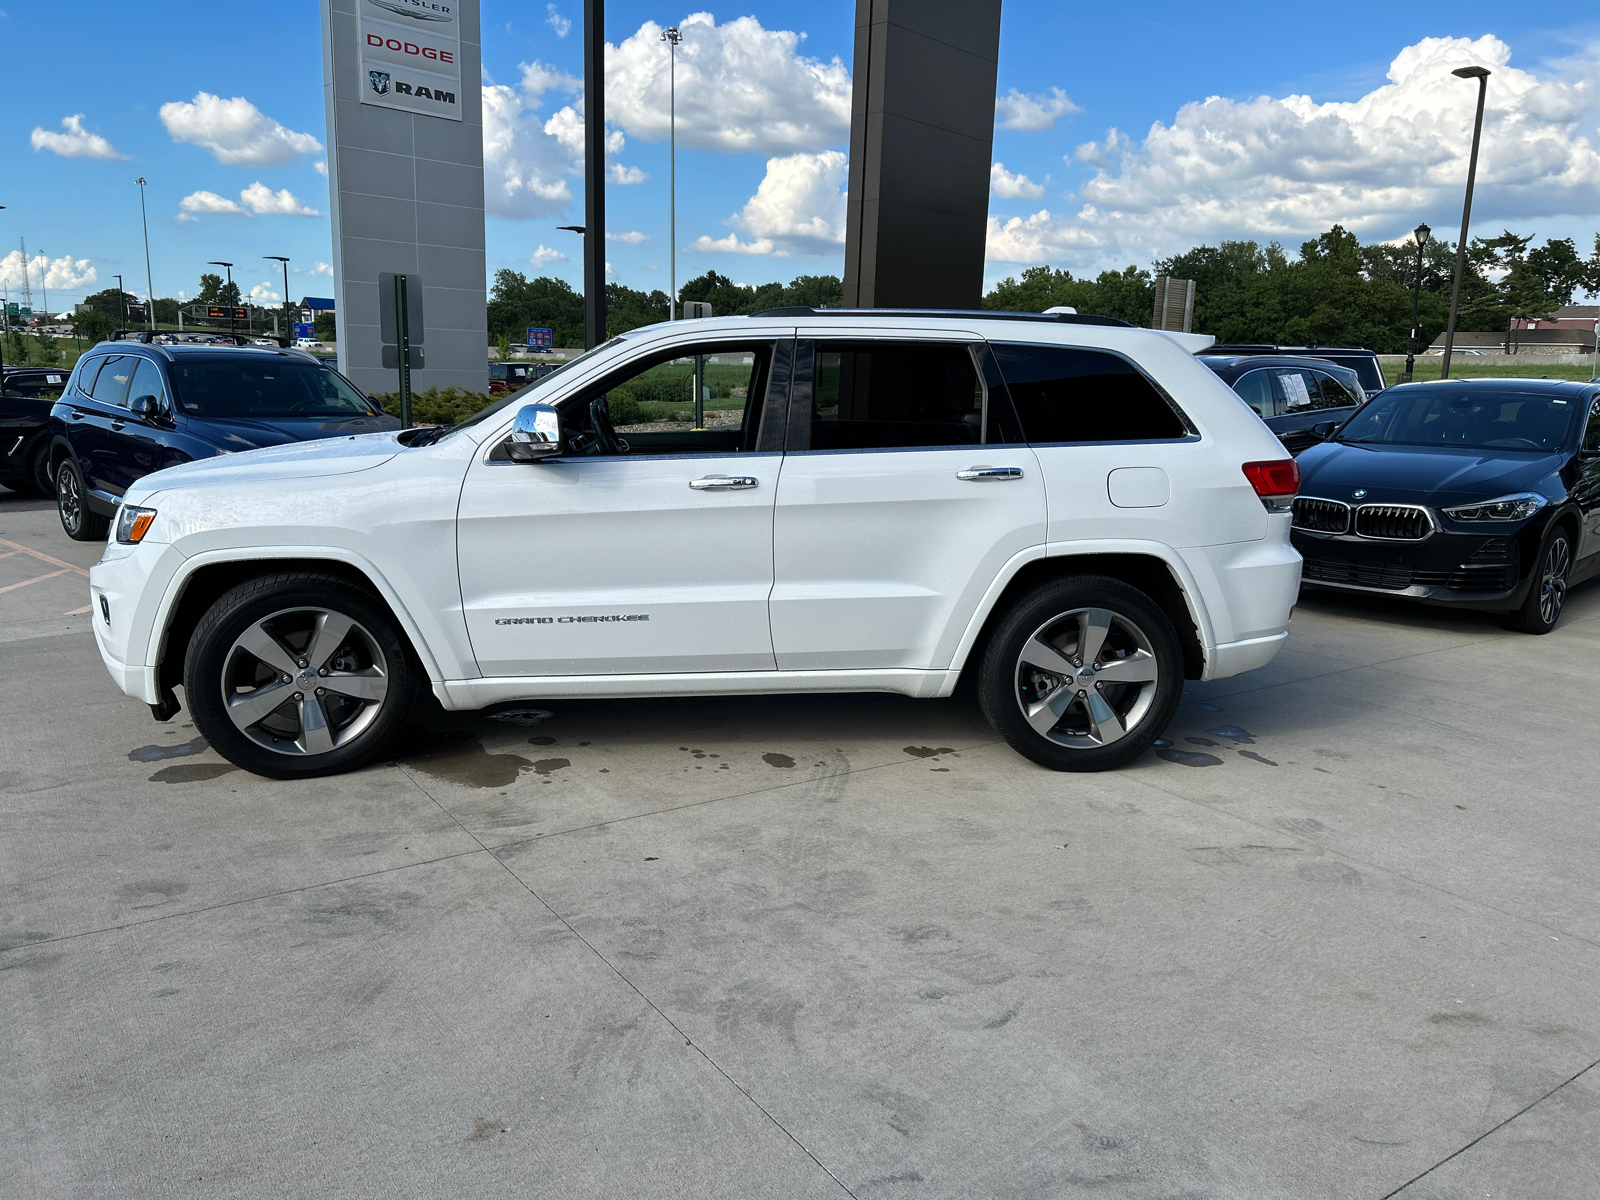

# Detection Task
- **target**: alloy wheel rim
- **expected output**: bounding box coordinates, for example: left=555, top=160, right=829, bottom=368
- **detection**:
left=1539, top=536, right=1571, bottom=625
left=58, top=469, right=81, bottom=531
left=220, top=606, right=389, bottom=757
left=1013, top=606, right=1160, bottom=749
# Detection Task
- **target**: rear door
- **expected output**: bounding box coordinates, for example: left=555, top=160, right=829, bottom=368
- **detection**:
left=75, top=354, right=134, bottom=497
left=769, top=334, right=1044, bottom=671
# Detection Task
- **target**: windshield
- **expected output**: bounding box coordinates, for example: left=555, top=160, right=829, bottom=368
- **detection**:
left=436, top=337, right=629, bottom=439
left=1339, top=385, right=1579, bottom=452
left=170, top=358, right=378, bottom=419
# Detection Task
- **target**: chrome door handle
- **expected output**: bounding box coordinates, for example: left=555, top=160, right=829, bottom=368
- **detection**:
left=689, top=475, right=759, bottom=491
left=957, top=466, right=1024, bottom=482
left=69, top=410, right=86, bottom=420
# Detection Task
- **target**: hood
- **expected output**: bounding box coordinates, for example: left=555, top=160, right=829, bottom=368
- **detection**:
left=127, top=429, right=404, bottom=503
left=188, top=412, right=400, bottom=453
left=1297, top=440, right=1565, bottom=507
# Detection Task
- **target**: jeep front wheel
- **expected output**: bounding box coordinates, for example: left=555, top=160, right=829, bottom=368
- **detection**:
left=978, top=576, right=1183, bottom=771
left=184, top=573, right=416, bottom=779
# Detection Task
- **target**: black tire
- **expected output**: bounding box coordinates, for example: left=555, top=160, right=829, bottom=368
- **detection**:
left=56, top=457, right=109, bottom=541
left=184, top=572, right=417, bottom=779
left=27, top=441, right=54, bottom=497
left=978, top=575, right=1184, bottom=771
left=1505, top=528, right=1573, bottom=635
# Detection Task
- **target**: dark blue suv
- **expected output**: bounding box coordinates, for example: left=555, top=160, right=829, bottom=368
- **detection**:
left=49, top=340, right=399, bottom=540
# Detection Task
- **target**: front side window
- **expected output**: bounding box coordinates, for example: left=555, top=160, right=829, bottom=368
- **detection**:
left=170, top=359, right=377, bottom=418
left=1582, top=396, right=1600, bottom=453
left=1340, top=387, right=1579, bottom=452
left=561, top=341, right=775, bottom=456
left=992, top=343, right=1188, bottom=443
left=127, top=359, right=170, bottom=411
left=809, top=341, right=985, bottom=450
left=88, top=355, right=134, bottom=407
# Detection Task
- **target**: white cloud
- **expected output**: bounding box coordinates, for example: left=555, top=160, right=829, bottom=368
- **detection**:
left=546, top=3, right=570, bottom=37
left=160, top=92, right=322, bottom=165
left=248, top=283, right=281, bottom=304
left=607, top=14, right=850, bottom=154
left=990, top=35, right=1600, bottom=270
left=30, top=114, right=127, bottom=161
left=306, top=261, right=334, bottom=277
left=735, top=149, right=848, bottom=255
left=995, top=87, right=1081, bottom=132
left=692, top=233, right=777, bottom=255
left=990, top=162, right=1046, bottom=200
left=240, top=182, right=320, bottom=216
left=0, top=249, right=97, bottom=292
left=606, top=230, right=650, bottom=244
left=608, top=163, right=647, bottom=184
left=313, top=160, right=327, bottom=176
left=531, top=244, right=567, bottom=268
left=178, top=190, right=248, bottom=218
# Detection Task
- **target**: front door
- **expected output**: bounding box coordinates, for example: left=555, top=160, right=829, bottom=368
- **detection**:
left=457, top=336, right=789, bottom=678
left=769, top=335, right=1046, bottom=671
left=101, top=357, right=185, bottom=496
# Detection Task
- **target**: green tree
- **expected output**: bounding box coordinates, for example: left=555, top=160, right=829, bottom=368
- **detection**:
left=73, top=308, right=116, bottom=346
left=487, top=270, right=585, bottom=347
left=313, top=313, right=337, bottom=341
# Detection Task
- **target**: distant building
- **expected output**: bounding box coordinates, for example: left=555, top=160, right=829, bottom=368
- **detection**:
left=1508, top=304, right=1598, bottom=332
left=1430, top=326, right=1596, bottom=354
left=298, top=297, right=336, bottom=319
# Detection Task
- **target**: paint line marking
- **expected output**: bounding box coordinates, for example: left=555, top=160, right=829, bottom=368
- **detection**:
left=0, top=535, right=92, bottom=577
left=0, top=551, right=20, bottom=561
left=63, top=605, right=93, bottom=616
left=0, top=568, right=71, bottom=595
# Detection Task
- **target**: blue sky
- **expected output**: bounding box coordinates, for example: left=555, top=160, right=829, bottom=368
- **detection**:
left=3, top=2, right=1599, bottom=313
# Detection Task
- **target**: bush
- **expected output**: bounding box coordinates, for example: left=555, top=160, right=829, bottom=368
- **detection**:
left=369, top=386, right=496, bottom=426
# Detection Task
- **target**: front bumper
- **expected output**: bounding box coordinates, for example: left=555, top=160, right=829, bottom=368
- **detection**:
left=1291, top=526, right=1532, bottom=609
left=89, top=538, right=188, bottom=706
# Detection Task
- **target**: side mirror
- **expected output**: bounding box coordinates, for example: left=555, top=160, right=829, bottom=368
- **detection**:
left=1310, top=420, right=1338, bottom=439
left=131, top=394, right=162, bottom=421
left=504, top=403, right=563, bottom=462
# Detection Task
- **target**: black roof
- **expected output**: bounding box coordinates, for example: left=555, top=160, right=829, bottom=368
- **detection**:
left=1209, top=343, right=1378, bottom=356
left=1197, top=353, right=1364, bottom=381
left=748, top=307, right=1135, bottom=327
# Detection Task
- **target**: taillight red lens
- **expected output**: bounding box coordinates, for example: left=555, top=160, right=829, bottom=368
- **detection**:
left=1242, top=459, right=1300, bottom=498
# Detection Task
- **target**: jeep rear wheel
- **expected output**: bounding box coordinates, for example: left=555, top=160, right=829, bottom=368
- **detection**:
left=184, top=573, right=417, bottom=779
left=978, top=576, right=1183, bottom=771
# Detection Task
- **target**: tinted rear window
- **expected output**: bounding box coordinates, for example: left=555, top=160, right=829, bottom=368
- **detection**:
left=170, top=359, right=375, bottom=418
left=991, top=344, right=1188, bottom=443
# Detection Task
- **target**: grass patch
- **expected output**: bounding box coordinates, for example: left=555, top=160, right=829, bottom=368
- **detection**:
left=1383, top=360, right=1598, bottom=386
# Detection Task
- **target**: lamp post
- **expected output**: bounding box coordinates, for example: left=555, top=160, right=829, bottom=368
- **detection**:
left=1440, top=65, right=1490, bottom=381
left=114, top=273, right=126, bottom=328
left=1403, top=222, right=1431, bottom=383
left=557, top=225, right=586, bottom=348
left=135, top=177, right=155, bottom=330
left=264, top=256, right=291, bottom=341
left=661, top=24, right=682, bottom=321
left=208, top=261, right=235, bottom=338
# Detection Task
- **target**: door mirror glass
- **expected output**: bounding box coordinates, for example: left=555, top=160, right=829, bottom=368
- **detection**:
left=1310, top=420, right=1338, bottom=438
left=130, top=394, right=161, bottom=420
left=505, top=403, right=563, bottom=461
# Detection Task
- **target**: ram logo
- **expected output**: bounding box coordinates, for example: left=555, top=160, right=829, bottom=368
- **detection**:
left=368, top=70, right=391, bottom=95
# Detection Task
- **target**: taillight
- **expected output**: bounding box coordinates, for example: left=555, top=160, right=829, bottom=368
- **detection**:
left=1242, top=459, right=1299, bottom=512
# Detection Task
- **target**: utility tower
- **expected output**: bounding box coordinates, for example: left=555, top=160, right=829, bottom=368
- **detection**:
left=17, top=239, right=34, bottom=314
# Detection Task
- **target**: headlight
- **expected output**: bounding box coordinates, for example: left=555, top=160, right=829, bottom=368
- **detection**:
left=115, top=505, right=158, bottom=544
left=1440, top=492, right=1547, bottom=523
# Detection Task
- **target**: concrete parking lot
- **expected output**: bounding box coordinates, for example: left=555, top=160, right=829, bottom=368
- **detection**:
left=3, top=487, right=1598, bottom=1198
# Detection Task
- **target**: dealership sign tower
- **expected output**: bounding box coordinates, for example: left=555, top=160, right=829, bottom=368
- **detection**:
left=319, top=0, right=487, bottom=397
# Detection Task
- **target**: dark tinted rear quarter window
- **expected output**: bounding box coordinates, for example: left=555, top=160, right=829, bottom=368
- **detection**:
left=993, top=344, right=1187, bottom=443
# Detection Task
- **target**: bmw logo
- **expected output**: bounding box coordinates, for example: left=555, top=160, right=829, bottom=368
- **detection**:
left=1352, top=489, right=1368, bottom=499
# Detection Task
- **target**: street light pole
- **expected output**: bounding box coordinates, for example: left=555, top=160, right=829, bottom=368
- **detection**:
left=1403, top=222, right=1431, bottom=384
left=208, top=261, right=235, bottom=339
left=661, top=25, right=682, bottom=322
left=136, top=177, right=155, bottom=331
left=1440, top=65, right=1490, bottom=381
left=265, top=256, right=290, bottom=342
left=114, top=273, right=126, bottom=328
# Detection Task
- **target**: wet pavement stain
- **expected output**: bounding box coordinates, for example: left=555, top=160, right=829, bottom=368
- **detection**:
left=1156, top=748, right=1223, bottom=768
left=148, top=763, right=238, bottom=784
left=1239, top=750, right=1279, bottom=767
left=762, top=753, right=796, bottom=768
left=1185, top=737, right=1218, bottom=747
left=1199, top=703, right=1223, bottom=712
left=532, top=758, right=570, bottom=775
left=903, top=745, right=955, bottom=758
left=128, top=737, right=208, bottom=763
left=527, top=736, right=557, bottom=746
left=404, top=739, right=533, bottom=788
left=486, top=709, right=552, bottom=727
left=1206, top=725, right=1256, bottom=745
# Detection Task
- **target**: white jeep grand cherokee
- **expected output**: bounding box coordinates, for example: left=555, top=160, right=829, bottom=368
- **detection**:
left=90, top=310, right=1301, bottom=779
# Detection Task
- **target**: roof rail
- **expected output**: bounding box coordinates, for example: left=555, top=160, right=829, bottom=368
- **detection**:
left=747, top=306, right=1135, bottom=328
left=111, top=330, right=290, bottom=349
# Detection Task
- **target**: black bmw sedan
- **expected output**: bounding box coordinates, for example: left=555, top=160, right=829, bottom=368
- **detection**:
left=1291, top=378, right=1600, bottom=633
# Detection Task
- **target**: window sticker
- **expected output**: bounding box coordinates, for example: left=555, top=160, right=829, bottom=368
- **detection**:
left=1282, top=372, right=1312, bottom=409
